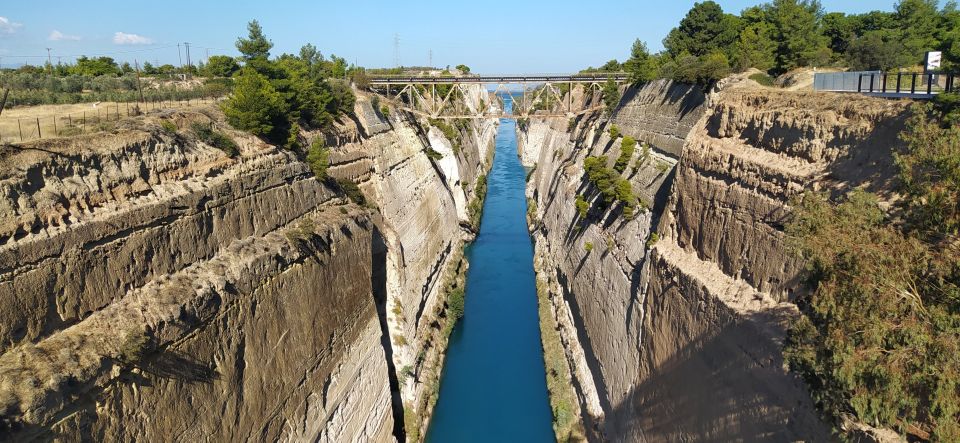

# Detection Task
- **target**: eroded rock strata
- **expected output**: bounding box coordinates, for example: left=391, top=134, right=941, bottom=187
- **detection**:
left=0, top=87, right=494, bottom=441
left=521, top=79, right=910, bottom=442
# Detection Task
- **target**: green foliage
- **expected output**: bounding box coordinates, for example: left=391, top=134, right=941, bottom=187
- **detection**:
left=236, top=20, right=273, bottom=60
left=584, top=242, right=594, bottom=253
left=191, top=122, right=239, bottom=157
left=646, top=232, right=660, bottom=248
left=159, top=120, right=178, bottom=135
left=897, top=98, right=960, bottom=237
left=202, top=55, right=240, bottom=77
left=664, top=1, right=742, bottom=59
left=404, top=406, right=420, bottom=442
left=765, top=0, right=829, bottom=74
left=749, top=72, right=775, bottom=86
left=615, top=136, right=637, bottom=173
left=623, top=39, right=658, bottom=84
left=846, top=30, right=911, bottom=71
left=468, top=174, right=488, bottom=230
left=735, top=17, right=777, bottom=71
left=608, top=124, right=621, bottom=139
left=535, top=279, right=587, bottom=441
left=428, top=118, right=461, bottom=152
left=575, top=194, right=589, bottom=219
left=424, top=147, right=443, bottom=161
left=221, top=68, right=288, bottom=139
left=455, top=64, right=471, bottom=74
left=447, top=287, right=465, bottom=323
left=399, top=365, right=414, bottom=384
left=336, top=179, right=367, bottom=206
left=601, top=79, right=620, bottom=115
left=785, top=105, right=960, bottom=440
left=118, top=329, right=153, bottom=366
left=73, top=56, right=120, bottom=77
left=583, top=156, right=639, bottom=220
left=306, top=138, right=330, bottom=180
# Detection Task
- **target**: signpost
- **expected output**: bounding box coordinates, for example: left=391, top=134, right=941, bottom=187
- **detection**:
left=926, top=51, right=942, bottom=73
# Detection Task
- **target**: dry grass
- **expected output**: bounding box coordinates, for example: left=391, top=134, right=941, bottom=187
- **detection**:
left=0, top=98, right=220, bottom=143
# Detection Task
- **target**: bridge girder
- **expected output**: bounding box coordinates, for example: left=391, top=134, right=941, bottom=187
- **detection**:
left=372, top=74, right=627, bottom=120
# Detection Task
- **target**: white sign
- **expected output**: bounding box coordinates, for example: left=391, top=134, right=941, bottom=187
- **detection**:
left=926, top=51, right=942, bottom=72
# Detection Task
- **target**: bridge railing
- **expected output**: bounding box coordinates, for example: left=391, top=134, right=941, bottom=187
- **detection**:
left=367, top=73, right=630, bottom=84
left=814, top=71, right=957, bottom=97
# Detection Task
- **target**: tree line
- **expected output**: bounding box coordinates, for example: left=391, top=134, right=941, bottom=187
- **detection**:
left=589, top=0, right=960, bottom=86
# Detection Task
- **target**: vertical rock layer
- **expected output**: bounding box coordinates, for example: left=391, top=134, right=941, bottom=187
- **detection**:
left=0, top=87, right=496, bottom=442
left=521, top=79, right=909, bottom=441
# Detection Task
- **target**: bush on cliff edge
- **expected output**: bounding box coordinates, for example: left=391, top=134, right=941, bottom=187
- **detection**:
left=785, top=96, right=960, bottom=441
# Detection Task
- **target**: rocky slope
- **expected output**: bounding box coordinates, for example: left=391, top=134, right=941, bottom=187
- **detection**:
left=521, top=79, right=910, bottom=441
left=0, top=86, right=495, bottom=441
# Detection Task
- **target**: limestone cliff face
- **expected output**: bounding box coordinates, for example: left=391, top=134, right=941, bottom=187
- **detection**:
left=327, top=89, right=496, bottom=432
left=0, top=86, right=495, bottom=441
left=521, top=79, right=909, bottom=441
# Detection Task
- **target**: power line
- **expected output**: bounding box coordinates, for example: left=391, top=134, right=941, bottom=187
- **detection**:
left=183, top=42, right=191, bottom=68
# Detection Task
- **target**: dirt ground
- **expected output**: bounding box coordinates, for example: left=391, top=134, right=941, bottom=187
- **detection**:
left=0, top=98, right=220, bottom=143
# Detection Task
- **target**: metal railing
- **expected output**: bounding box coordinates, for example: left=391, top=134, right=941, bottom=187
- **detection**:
left=814, top=71, right=957, bottom=97
left=368, top=73, right=630, bottom=85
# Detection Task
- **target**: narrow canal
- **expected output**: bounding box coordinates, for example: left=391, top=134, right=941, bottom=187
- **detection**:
left=425, top=98, right=554, bottom=442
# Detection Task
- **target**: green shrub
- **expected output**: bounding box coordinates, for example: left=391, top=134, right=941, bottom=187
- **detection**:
left=584, top=242, right=594, bottom=253
left=336, top=178, right=367, bottom=205
left=306, top=138, right=330, bottom=179
left=404, top=406, right=420, bottom=442
left=601, top=79, right=620, bottom=115
left=447, top=287, right=465, bottom=322
left=783, top=100, right=960, bottom=441
left=749, top=72, right=775, bottom=87
left=424, top=147, right=443, bottom=161
left=615, top=136, right=637, bottom=173
left=575, top=195, right=589, bottom=219
left=191, top=122, right=239, bottom=157
left=221, top=68, right=288, bottom=140
left=399, top=365, right=414, bottom=384
left=468, top=174, right=487, bottom=230
left=646, top=232, right=660, bottom=248
left=608, top=124, right=621, bottom=139
left=160, top=120, right=178, bottom=134
left=380, top=105, right=390, bottom=118
left=118, top=329, right=153, bottom=366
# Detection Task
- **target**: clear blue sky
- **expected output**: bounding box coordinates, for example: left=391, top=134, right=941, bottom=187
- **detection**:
left=0, top=0, right=899, bottom=73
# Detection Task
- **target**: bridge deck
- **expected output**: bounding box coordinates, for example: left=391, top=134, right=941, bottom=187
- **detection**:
left=368, top=74, right=628, bottom=85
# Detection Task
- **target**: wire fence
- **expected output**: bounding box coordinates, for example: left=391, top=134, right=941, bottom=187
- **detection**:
left=0, top=96, right=225, bottom=143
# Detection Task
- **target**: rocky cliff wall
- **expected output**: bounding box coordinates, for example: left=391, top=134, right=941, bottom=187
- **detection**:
left=521, top=79, right=909, bottom=441
left=0, top=85, right=496, bottom=442
left=326, top=89, right=496, bottom=435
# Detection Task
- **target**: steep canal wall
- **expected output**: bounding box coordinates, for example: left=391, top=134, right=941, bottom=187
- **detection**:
left=0, top=87, right=495, bottom=442
left=520, top=78, right=910, bottom=441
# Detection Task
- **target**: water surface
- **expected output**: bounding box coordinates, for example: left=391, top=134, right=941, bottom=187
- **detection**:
left=425, top=100, right=554, bottom=442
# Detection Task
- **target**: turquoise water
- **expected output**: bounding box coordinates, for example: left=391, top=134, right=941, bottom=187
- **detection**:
left=425, top=102, right=554, bottom=442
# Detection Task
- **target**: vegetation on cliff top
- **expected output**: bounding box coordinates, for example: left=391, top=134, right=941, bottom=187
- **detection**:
left=221, top=21, right=355, bottom=147
left=585, top=0, right=960, bottom=87
left=785, top=94, right=960, bottom=441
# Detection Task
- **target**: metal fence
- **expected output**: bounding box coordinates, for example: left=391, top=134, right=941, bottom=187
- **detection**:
left=0, top=96, right=223, bottom=143
left=814, top=71, right=958, bottom=97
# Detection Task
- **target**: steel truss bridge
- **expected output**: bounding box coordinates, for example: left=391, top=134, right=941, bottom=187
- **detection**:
left=368, top=73, right=629, bottom=119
